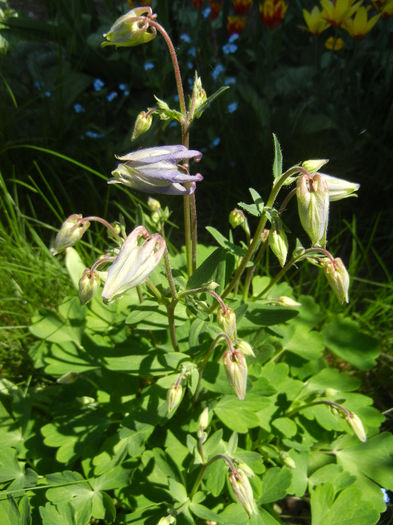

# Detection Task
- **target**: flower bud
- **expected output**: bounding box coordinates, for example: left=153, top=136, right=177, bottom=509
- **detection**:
left=296, top=173, right=329, bottom=246
left=131, top=111, right=153, bottom=141
left=229, top=208, right=246, bottom=228
left=190, top=74, right=207, bottom=119
left=167, top=384, right=183, bottom=414
left=236, top=340, right=255, bottom=358
left=223, top=350, right=248, bottom=400
left=229, top=468, right=258, bottom=516
left=346, top=411, right=367, bottom=442
left=268, top=226, right=288, bottom=267
left=57, top=371, right=79, bottom=384
left=79, top=268, right=101, bottom=305
left=277, top=296, right=301, bottom=307
left=281, top=453, right=296, bottom=469
left=198, top=407, right=209, bottom=431
left=102, top=7, right=156, bottom=48
left=147, top=197, right=161, bottom=212
left=157, top=516, right=175, bottom=525
left=323, top=257, right=350, bottom=303
left=319, top=173, right=360, bottom=202
left=217, top=306, right=237, bottom=339
left=51, top=214, right=90, bottom=255
left=261, top=229, right=270, bottom=243
left=302, top=159, right=329, bottom=174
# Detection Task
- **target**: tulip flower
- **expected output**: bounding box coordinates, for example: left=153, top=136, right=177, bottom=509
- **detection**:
left=320, top=0, right=361, bottom=28
left=373, top=0, right=393, bottom=19
left=109, top=145, right=203, bottom=195
left=233, top=0, right=253, bottom=15
left=302, top=6, right=330, bottom=35
left=102, top=7, right=156, bottom=48
left=227, top=15, right=247, bottom=35
left=259, top=0, right=288, bottom=29
left=344, top=7, right=380, bottom=39
left=101, top=226, right=165, bottom=302
left=325, top=36, right=345, bottom=50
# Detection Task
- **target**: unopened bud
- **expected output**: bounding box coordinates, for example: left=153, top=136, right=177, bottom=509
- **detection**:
left=102, top=7, right=157, bottom=48
left=268, top=226, right=288, bottom=267
left=198, top=407, right=209, bottom=430
left=217, top=306, right=237, bottom=339
left=147, top=197, right=161, bottom=212
left=281, top=453, right=296, bottom=469
left=277, top=296, right=301, bottom=307
left=302, top=159, right=329, bottom=174
left=261, top=229, right=270, bottom=243
left=191, top=73, right=207, bottom=118
left=131, top=111, right=153, bottom=141
left=320, top=173, right=360, bottom=202
left=223, top=350, right=248, bottom=400
left=157, top=516, right=175, bottom=525
left=229, top=468, right=258, bottom=516
left=236, top=340, right=255, bottom=358
left=229, top=208, right=246, bottom=228
left=57, top=371, right=79, bottom=384
left=296, top=173, right=329, bottom=246
left=79, top=268, right=101, bottom=305
left=323, top=257, right=350, bottom=303
left=51, top=214, right=90, bottom=255
left=167, top=383, right=183, bottom=414
left=346, top=411, right=367, bottom=442
left=206, top=281, right=220, bottom=291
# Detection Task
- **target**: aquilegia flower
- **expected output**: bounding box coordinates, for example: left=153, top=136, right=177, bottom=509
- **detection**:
left=109, top=145, right=203, bottom=195
left=101, top=226, right=165, bottom=302
left=102, top=7, right=156, bottom=48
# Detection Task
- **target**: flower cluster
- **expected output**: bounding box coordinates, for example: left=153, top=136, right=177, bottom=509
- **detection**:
left=302, top=0, right=384, bottom=50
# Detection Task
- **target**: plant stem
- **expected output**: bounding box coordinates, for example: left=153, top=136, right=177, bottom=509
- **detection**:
left=286, top=400, right=352, bottom=419
left=189, top=454, right=237, bottom=499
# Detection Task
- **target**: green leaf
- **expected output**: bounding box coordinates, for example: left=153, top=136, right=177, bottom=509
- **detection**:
left=214, top=394, right=269, bottom=433
left=238, top=188, right=264, bottom=217
left=168, top=478, right=188, bottom=504
left=259, top=467, right=292, bottom=504
left=272, top=417, right=297, bottom=438
left=125, top=300, right=187, bottom=330
left=204, top=456, right=227, bottom=497
left=310, top=484, right=380, bottom=525
left=187, top=248, right=235, bottom=291
left=190, top=502, right=222, bottom=521
left=65, top=247, right=86, bottom=289
left=39, top=502, right=75, bottom=525
left=205, top=226, right=246, bottom=257
left=0, top=449, right=23, bottom=483
left=238, top=304, right=298, bottom=332
left=323, top=315, right=379, bottom=370
left=272, top=133, right=283, bottom=180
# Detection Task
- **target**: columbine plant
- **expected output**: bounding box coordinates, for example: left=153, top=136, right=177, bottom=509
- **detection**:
left=41, top=5, right=392, bottom=524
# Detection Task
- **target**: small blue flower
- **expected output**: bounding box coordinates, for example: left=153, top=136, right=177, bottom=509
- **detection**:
left=180, top=33, right=191, bottom=43
left=202, top=7, right=211, bottom=18
left=173, top=94, right=179, bottom=102
left=229, top=33, right=239, bottom=43
left=187, top=77, right=194, bottom=89
left=74, top=103, right=85, bottom=113
left=168, top=121, right=179, bottom=128
left=227, top=101, right=238, bottom=113
left=93, top=78, right=104, bottom=91
left=222, top=42, right=238, bottom=55
left=187, top=61, right=194, bottom=69
left=212, top=63, right=225, bottom=80
left=224, top=77, right=236, bottom=85
left=211, top=137, right=221, bottom=148
left=44, top=91, right=51, bottom=97
left=85, top=130, right=105, bottom=139
left=188, top=46, right=196, bottom=57
left=144, top=61, right=155, bottom=71
left=381, top=489, right=390, bottom=504
left=34, top=80, right=41, bottom=90
left=118, top=83, right=127, bottom=91
left=107, top=91, right=118, bottom=102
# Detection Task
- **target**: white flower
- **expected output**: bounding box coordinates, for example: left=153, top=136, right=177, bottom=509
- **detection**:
left=319, top=173, right=360, bottom=201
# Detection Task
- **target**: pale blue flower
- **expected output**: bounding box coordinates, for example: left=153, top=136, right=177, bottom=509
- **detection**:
left=144, top=61, right=154, bottom=71
left=212, top=63, right=225, bottom=80
left=222, top=42, right=238, bottom=54
left=107, top=91, right=118, bottom=102
left=202, top=7, right=211, bottom=18
left=211, top=137, right=221, bottom=148
left=109, top=145, right=203, bottom=195
left=180, top=33, right=191, bottom=43
left=227, top=101, right=238, bottom=113
left=188, top=46, right=196, bottom=57
left=229, top=33, right=239, bottom=43
left=93, top=78, right=104, bottom=91
left=85, top=130, right=105, bottom=139
left=74, top=103, right=85, bottom=113
left=225, top=77, right=236, bottom=85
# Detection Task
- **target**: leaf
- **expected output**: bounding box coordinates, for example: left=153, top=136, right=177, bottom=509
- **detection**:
left=238, top=303, right=298, bottom=332
left=238, top=188, right=264, bottom=217
left=0, top=449, right=24, bottom=483
left=310, top=484, right=380, bottom=525
left=65, top=247, right=86, bottom=289
left=323, top=315, right=379, bottom=370
left=204, top=456, right=227, bottom=497
left=214, top=394, right=269, bottom=433
left=125, top=300, right=187, bottom=330
left=168, top=478, right=188, bottom=504
left=272, top=133, right=283, bottom=181
left=259, top=467, right=292, bottom=504
left=205, top=226, right=246, bottom=257
left=187, top=248, right=235, bottom=291
left=190, top=502, right=222, bottom=521
left=272, top=417, right=297, bottom=438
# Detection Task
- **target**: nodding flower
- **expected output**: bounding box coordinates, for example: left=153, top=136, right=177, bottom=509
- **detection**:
left=109, top=145, right=203, bottom=196
left=102, top=7, right=157, bottom=48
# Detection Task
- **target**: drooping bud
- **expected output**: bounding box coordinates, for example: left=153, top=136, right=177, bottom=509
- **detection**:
left=157, top=516, right=176, bottom=525
left=131, top=111, right=153, bottom=141
left=236, top=340, right=255, bottom=358
left=51, top=214, right=90, bottom=255
left=229, top=468, right=258, bottom=516
left=198, top=407, right=209, bottom=431
left=217, top=306, right=237, bottom=339
left=147, top=197, right=161, bottom=212
left=280, top=452, right=296, bottom=469
left=57, top=371, right=79, bottom=384
left=167, top=383, right=183, bottom=414
left=296, top=173, right=329, bottom=246
left=102, top=7, right=157, bottom=48
left=319, top=173, right=360, bottom=202
left=268, top=225, right=288, bottom=267
left=302, top=159, right=329, bottom=175
left=223, top=350, right=248, bottom=400
left=261, top=229, right=270, bottom=243
left=229, top=208, right=246, bottom=229
left=323, top=257, right=350, bottom=303
left=346, top=411, right=367, bottom=442
left=277, top=296, right=302, bottom=307
left=79, top=268, right=101, bottom=305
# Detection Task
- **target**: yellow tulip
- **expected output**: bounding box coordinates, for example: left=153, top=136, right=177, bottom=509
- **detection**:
left=372, top=0, right=393, bottom=18
left=344, top=6, right=380, bottom=38
left=325, top=36, right=345, bottom=50
left=321, top=0, right=362, bottom=27
left=302, top=6, right=330, bottom=35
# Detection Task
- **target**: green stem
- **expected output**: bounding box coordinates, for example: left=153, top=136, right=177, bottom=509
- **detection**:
left=286, top=400, right=351, bottom=419
left=242, top=235, right=269, bottom=302
left=189, top=454, right=237, bottom=499
left=184, top=194, right=193, bottom=277
left=167, top=304, right=180, bottom=352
